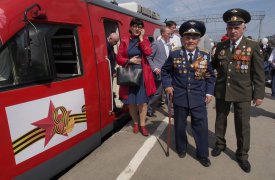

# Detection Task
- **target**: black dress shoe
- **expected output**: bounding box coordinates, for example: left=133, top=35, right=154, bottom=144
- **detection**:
left=211, top=146, right=225, bottom=157
left=237, top=159, right=251, bottom=173
left=147, top=112, right=155, bottom=117
left=177, top=151, right=186, bottom=158
left=198, top=157, right=211, bottom=167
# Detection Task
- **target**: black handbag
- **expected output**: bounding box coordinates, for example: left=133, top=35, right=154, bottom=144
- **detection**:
left=116, top=62, right=142, bottom=86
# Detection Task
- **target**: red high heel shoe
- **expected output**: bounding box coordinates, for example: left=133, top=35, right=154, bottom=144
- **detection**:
left=133, top=123, right=139, bottom=134
left=140, top=126, right=149, bottom=136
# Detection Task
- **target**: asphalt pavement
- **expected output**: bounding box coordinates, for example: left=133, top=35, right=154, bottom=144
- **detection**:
left=59, top=87, right=275, bottom=180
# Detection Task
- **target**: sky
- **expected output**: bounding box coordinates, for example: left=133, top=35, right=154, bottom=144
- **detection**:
left=108, top=0, right=275, bottom=42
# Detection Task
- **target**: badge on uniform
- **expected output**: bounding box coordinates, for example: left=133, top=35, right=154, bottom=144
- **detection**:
left=218, top=50, right=226, bottom=59
left=233, top=46, right=251, bottom=73
left=173, top=58, right=187, bottom=74
left=190, top=56, right=208, bottom=79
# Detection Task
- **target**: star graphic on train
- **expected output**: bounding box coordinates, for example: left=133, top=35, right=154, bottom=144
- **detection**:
left=32, top=100, right=71, bottom=147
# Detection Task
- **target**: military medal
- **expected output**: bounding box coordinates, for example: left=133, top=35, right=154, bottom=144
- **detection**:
left=183, top=69, right=187, bottom=74
left=244, top=61, right=248, bottom=73
left=236, top=49, right=241, bottom=55
left=240, top=62, right=244, bottom=73
left=246, top=47, right=251, bottom=56
left=236, top=61, right=241, bottom=72
left=218, top=50, right=226, bottom=59
left=233, top=47, right=242, bottom=61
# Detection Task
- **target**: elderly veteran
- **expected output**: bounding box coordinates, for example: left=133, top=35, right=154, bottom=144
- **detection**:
left=211, top=8, right=265, bottom=173
left=161, top=20, right=216, bottom=167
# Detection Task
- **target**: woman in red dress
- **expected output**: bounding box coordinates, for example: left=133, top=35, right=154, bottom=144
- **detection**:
left=117, top=18, right=156, bottom=136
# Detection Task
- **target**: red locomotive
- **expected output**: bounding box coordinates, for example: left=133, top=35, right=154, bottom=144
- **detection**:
left=0, top=0, right=161, bottom=179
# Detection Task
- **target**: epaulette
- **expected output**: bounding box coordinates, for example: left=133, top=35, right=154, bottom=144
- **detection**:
left=247, top=38, right=258, bottom=42
left=171, top=47, right=181, bottom=51
left=199, top=48, right=209, bottom=54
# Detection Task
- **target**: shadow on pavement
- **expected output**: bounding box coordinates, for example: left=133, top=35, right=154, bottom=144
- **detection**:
left=250, top=106, right=275, bottom=118
left=148, top=117, right=236, bottom=162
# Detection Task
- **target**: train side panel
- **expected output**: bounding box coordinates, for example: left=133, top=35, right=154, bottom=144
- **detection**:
left=0, top=0, right=161, bottom=179
left=0, top=1, right=103, bottom=179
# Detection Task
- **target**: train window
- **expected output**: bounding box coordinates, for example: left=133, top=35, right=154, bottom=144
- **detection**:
left=0, top=26, right=51, bottom=90
left=0, top=24, right=83, bottom=91
left=50, top=27, right=82, bottom=78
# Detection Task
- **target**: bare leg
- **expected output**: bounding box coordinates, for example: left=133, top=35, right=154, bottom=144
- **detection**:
left=129, top=104, right=139, bottom=124
left=139, top=103, right=148, bottom=126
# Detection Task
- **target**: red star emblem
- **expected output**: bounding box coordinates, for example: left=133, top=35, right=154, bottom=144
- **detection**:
left=32, top=100, right=71, bottom=147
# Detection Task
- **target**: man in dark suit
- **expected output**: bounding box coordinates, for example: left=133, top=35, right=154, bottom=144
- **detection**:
left=147, top=26, right=172, bottom=117
left=161, top=20, right=216, bottom=167
left=107, top=33, right=119, bottom=78
left=106, top=32, right=119, bottom=110
left=211, top=8, right=265, bottom=173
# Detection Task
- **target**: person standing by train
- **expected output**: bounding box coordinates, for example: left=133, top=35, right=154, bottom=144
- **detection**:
left=211, top=8, right=265, bottom=173
left=106, top=32, right=119, bottom=78
left=116, top=17, right=156, bottom=136
left=147, top=26, right=172, bottom=117
left=106, top=32, right=119, bottom=110
left=161, top=20, right=216, bottom=167
left=165, top=20, right=182, bottom=49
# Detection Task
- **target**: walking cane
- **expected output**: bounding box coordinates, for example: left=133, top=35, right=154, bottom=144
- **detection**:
left=166, top=94, right=173, bottom=157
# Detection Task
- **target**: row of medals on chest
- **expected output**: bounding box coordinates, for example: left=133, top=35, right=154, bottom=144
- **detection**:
left=173, top=54, right=208, bottom=79
left=219, top=46, right=252, bottom=73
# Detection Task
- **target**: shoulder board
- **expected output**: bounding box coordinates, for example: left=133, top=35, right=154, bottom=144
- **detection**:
left=247, top=39, right=260, bottom=46
left=171, top=47, right=181, bottom=51
left=198, top=48, right=209, bottom=54
left=247, top=38, right=258, bottom=42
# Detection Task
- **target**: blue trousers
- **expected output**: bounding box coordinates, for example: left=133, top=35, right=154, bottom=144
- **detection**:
left=174, top=104, right=209, bottom=158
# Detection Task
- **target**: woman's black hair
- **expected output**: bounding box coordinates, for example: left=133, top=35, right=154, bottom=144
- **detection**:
left=130, top=17, right=144, bottom=27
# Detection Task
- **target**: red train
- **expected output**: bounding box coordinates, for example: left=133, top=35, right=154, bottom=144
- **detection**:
left=0, top=0, right=161, bottom=179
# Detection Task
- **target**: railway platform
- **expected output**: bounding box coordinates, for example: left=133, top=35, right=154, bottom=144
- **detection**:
left=59, top=87, right=275, bottom=180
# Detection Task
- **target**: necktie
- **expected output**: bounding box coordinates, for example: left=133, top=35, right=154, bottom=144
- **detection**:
left=188, top=52, right=193, bottom=63
left=231, top=42, right=236, bottom=54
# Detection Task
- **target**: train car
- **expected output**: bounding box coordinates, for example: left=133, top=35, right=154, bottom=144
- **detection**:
left=0, top=0, right=162, bottom=179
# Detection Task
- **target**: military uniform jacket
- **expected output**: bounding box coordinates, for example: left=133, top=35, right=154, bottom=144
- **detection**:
left=161, top=47, right=216, bottom=108
left=212, top=36, right=265, bottom=101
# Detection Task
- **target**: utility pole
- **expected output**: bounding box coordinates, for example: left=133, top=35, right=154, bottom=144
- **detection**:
left=258, top=18, right=263, bottom=40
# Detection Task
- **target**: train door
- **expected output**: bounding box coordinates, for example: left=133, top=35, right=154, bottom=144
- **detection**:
left=87, top=7, right=120, bottom=136
left=103, top=19, right=122, bottom=111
